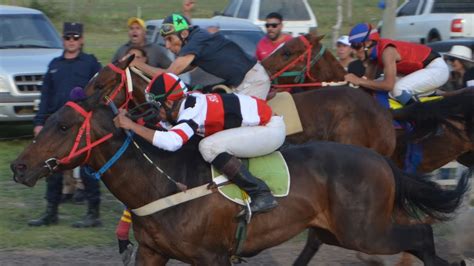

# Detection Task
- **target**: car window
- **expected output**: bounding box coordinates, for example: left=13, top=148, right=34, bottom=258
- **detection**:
left=220, top=30, right=264, bottom=57
left=146, top=25, right=157, bottom=43
left=0, top=14, right=62, bottom=48
left=397, top=0, right=420, bottom=17
left=237, top=0, right=252, bottom=19
left=259, top=0, right=310, bottom=21
left=222, top=0, right=240, bottom=17
left=419, top=0, right=427, bottom=14
left=432, top=0, right=474, bottom=13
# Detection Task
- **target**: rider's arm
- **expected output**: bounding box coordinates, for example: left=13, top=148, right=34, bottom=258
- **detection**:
left=167, top=54, right=195, bottom=75
left=357, top=47, right=397, bottom=91
left=132, top=54, right=195, bottom=77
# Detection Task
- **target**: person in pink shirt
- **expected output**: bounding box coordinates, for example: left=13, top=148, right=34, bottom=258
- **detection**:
left=255, top=12, right=293, bottom=61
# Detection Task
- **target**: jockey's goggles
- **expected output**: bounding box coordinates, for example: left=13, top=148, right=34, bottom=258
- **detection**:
left=160, top=23, right=178, bottom=37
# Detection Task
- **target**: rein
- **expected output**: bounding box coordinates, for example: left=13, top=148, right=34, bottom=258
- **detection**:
left=270, top=35, right=326, bottom=89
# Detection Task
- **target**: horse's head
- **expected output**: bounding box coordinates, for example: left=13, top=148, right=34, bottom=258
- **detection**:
left=84, top=54, right=147, bottom=108
left=262, top=33, right=346, bottom=84
left=11, top=93, right=116, bottom=187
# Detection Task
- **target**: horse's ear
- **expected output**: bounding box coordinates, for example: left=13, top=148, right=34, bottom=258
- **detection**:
left=115, top=53, right=135, bottom=70
left=307, top=32, right=325, bottom=44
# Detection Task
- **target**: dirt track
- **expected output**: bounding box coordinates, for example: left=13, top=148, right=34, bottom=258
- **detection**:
left=0, top=232, right=472, bottom=266
left=1, top=207, right=473, bottom=266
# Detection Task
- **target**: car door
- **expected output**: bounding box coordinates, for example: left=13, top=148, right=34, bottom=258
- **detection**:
left=395, top=0, right=422, bottom=42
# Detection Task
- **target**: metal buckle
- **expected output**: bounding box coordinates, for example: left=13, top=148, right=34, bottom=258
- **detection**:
left=44, top=158, right=59, bottom=172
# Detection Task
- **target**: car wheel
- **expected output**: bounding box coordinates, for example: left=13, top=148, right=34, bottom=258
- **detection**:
left=427, top=30, right=441, bottom=43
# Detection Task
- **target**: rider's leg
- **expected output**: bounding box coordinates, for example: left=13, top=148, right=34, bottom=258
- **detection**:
left=199, top=116, right=286, bottom=213
left=390, top=58, right=449, bottom=104
left=233, top=62, right=270, bottom=100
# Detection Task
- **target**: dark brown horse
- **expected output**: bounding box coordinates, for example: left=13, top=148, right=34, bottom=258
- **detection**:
left=391, top=88, right=474, bottom=172
left=11, top=92, right=468, bottom=265
left=85, top=54, right=396, bottom=156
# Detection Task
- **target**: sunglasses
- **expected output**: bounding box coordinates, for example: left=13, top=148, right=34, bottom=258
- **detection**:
left=63, top=35, right=81, bottom=41
left=350, top=43, right=364, bottom=50
left=265, top=23, right=280, bottom=28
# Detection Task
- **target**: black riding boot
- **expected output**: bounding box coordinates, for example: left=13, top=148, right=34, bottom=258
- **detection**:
left=28, top=202, right=59, bottom=226
left=72, top=202, right=102, bottom=228
left=213, top=152, right=278, bottom=214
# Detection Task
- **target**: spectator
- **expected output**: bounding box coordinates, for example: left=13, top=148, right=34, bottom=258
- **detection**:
left=255, top=12, right=293, bottom=61
left=443, top=45, right=474, bottom=90
left=336, top=35, right=354, bottom=70
left=29, top=22, right=102, bottom=228
left=112, top=17, right=171, bottom=69
left=125, top=46, right=148, bottom=65
left=182, top=0, right=196, bottom=21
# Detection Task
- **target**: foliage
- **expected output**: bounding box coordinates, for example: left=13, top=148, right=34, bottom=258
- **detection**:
left=29, top=0, right=63, bottom=19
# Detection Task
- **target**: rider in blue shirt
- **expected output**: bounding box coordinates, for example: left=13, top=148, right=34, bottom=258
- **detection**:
left=131, top=13, right=271, bottom=100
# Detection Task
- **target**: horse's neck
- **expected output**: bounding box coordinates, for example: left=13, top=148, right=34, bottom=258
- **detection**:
left=89, top=135, right=209, bottom=209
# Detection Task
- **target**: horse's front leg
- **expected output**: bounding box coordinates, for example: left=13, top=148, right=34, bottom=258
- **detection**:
left=135, top=244, right=169, bottom=266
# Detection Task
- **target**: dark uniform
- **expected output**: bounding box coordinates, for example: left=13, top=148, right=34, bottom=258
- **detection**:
left=29, top=22, right=102, bottom=227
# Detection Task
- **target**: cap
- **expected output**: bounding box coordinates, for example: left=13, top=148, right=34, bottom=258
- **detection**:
left=63, top=22, right=83, bottom=36
left=146, top=73, right=188, bottom=103
left=444, top=45, right=473, bottom=63
left=127, top=17, right=145, bottom=29
left=348, top=23, right=380, bottom=44
left=336, top=35, right=350, bottom=46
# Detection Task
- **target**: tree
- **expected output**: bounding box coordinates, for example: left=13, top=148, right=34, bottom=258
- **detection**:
left=332, top=0, right=343, bottom=49
left=381, top=0, right=399, bottom=38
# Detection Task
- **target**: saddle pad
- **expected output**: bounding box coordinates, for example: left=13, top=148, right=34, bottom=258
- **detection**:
left=211, top=151, right=290, bottom=206
left=268, top=92, right=303, bottom=135
left=389, top=96, right=443, bottom=110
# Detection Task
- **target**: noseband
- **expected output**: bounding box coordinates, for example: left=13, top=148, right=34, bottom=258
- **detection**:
left=43, top=101, right=113, bottom=172
left=270, top=35, right=326, bottom=88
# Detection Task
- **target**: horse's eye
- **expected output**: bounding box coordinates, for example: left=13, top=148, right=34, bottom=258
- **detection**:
left=59, top=125, right=69, bottom=132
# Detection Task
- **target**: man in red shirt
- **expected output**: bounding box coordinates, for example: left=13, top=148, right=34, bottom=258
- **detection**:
left=255, top=12, right=293, bottom=61
left=344, top=23, right=449, bottom=105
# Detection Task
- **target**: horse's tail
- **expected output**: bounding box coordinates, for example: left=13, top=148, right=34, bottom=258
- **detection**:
left=387, top=158, right=471, bottom=221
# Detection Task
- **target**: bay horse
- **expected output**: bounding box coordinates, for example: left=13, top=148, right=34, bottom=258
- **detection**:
left=85, top=54, right=396, bottom=156
left=262, top=33, right=474, bottom=172
left=11, top=92, right=469, bottom=266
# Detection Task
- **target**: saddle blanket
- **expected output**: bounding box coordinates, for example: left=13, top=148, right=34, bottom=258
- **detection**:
left=374, top=91, right=443, bottom=110
left=267, top=92, right=303, bottom=136
left=211, top=151, right=290, bottom=206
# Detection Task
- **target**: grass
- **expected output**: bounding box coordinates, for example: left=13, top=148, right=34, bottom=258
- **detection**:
left=0, top=125, right=124, bottom=248
left=0, top=0, right=384, bottom=250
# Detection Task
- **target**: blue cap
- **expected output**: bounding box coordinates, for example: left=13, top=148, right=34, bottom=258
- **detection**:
left=348, top=23, right=379, bottom=44
left=63, top=22, right=83, bottom=36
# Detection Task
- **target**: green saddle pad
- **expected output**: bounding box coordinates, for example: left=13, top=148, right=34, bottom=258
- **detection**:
left=211, top=151, right=290, bottom=206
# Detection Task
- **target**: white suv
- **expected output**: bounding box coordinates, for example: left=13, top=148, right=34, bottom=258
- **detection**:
left=0, top=5, right=63, bottom=122
left=214, top=0, right=317, bottom=37
left=392, top=0, right=474, bottom=43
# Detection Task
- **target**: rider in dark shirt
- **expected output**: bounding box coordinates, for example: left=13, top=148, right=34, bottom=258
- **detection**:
left=131, top=13, right=270, bottom=100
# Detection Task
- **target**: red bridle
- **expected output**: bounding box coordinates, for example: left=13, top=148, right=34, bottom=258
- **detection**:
left=270, top=35, right=319, bottom=82
left=106, top=63, right=133, bottom=109
left=56, top=101, right=113, bottom=166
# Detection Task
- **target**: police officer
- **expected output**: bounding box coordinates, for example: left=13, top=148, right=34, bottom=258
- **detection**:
left=131, top=13, right=270, bottom=100
left=29, top=22, right=102, bottom=228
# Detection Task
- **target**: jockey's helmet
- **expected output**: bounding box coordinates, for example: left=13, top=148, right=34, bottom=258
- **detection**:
left=348, top=23, right=380, bottom=50
left=160, top=13, right=191, bottom=37
left=146, top=73, right=188, bottom=105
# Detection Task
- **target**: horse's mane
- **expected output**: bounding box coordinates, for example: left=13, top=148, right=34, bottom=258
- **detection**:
left=392, top=88, right=474, bottom=141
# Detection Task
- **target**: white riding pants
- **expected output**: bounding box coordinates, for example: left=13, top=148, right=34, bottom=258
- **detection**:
left=390, top=57, right=449, bottom=98
left=199, top=116, right=286, bottom=163
left=233, top=62, right=271, bottom=100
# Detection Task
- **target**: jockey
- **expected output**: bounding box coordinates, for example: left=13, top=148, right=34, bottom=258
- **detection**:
left=113, top=73, right=286, bottom=214
left=344, top=23, right=449, bottom=105
left=131, top=13, right=271, bottom=100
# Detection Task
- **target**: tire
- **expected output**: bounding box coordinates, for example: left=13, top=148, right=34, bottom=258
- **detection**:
left=427, top=30, right=441, bottom=43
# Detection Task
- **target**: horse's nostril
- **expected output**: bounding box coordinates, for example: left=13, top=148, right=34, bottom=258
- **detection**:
left=13, top=163, right=27, bottom=172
